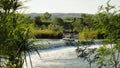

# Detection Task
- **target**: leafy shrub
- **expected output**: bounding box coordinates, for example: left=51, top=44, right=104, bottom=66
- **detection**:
left=80, top=40, right=94, bottom=45
left=79, top=29, right=97, bottom=39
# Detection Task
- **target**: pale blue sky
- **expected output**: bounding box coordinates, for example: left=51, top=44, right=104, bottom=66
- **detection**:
left=24, top=0, right=120, bottom=14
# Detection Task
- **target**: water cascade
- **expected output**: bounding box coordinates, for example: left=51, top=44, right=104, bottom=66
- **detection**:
left=23, top=39, right=103, bottom=68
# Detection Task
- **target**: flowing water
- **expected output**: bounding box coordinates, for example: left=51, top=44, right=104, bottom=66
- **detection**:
left=23, top=39, right=102, bottom=68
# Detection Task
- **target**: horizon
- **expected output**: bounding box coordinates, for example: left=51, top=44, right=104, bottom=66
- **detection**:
left=26, top=12, right=95, bottom=14
left=23, top=0, right=120, bottom=14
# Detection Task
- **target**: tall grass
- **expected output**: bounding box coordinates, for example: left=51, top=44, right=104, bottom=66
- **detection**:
left=79, top=29, right=97, bottom=40
left=33, top=29, right=63, bottom=39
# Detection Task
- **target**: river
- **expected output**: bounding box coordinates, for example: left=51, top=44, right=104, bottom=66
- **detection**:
left=23, top=39, right=102, bottom=68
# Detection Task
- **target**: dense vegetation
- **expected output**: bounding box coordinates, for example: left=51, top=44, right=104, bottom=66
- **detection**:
left=0, top=0, right=120, bottom=68
left=0, top=0, right=40, bottom=68
left=33, top=29, right=62, bottom=39
left=27, top=12, right=97, bottom=39
left=76, top=1, right=120, bottom=68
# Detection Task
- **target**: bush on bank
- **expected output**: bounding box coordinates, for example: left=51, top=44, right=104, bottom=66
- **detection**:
left=79, top=29, right=97, bottom=40
left=33, top=29, right=63, bottom=39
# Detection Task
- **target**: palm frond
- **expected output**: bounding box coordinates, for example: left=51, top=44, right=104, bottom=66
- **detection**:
left=27, top=51, right=33, bottom=68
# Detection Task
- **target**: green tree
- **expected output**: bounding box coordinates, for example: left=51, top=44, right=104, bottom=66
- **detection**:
left=0, top=0, right=40, bottom=68
left=81, top=13, right=94, bottom=28
left=79, top=28, right=97, bottom=40
left=52, top=17, right=64, bottom=26
left=0, top=0, right=23, bottom=13
left=41, top=12, right=51, bottom=21
left=34, top=16, right=42, bottom=26
left=48, top=24, right=64, bottom=33
left=73, top=18, right=83, bottom=32
left=94, top=0, right=120, bottom=68
left=76, top=1, right=120, bottom=68
left=51, top=17, right=64, bottom=32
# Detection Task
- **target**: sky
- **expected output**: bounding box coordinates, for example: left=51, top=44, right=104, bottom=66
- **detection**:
left=23, top=0, right=120, bottom=14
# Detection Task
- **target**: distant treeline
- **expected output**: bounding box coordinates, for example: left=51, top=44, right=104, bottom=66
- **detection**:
left=26, top=12, right=120, bottom=39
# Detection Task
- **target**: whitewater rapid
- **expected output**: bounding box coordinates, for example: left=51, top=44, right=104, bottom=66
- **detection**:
left=23, top=45, right=102, bottom=68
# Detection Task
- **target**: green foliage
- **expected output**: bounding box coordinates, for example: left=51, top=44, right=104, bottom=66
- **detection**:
left=41, top=12, right=51, bottom=21
left=48, top=24, right=64, bottom=33
left=73, top=18, right=83, bottom=32
left=94, top=4, right=120, bottom=40
left=0, top=0, right=23, bottom=13
left=81, top=13, right=94, bottom=29
left=79, top=28, right=97, bottom=40
left=79, top=40, right=94, bottom=45
left=0, top=0, right=40, bottom=68
left=33, top=29, right=62, bottom=39
left=32, top=13, right=96, bottom=35
left=97, top=45, right=111, bottom=56
left=63, top=17, right=73, bottom=22
left=34, top=16, right=42, bottom=26
left=52, top=17, right=64, bottom=25
left=40, top=25, right=47, bottom=29
left=93, top=0, right=120, bottom=68
left=76, top=1, right=120, bottom=68
left=0, top=13, right=32, bottom=68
